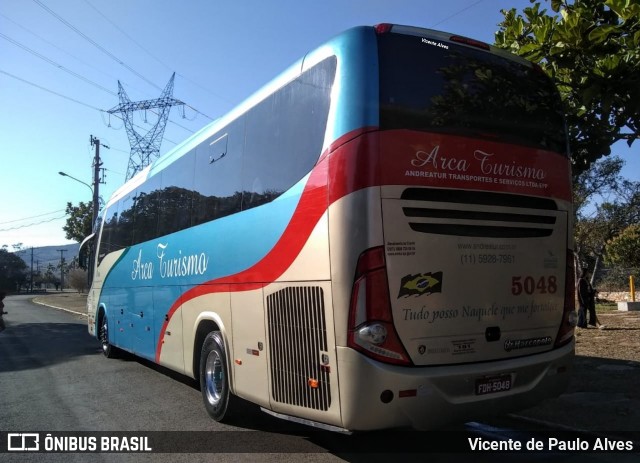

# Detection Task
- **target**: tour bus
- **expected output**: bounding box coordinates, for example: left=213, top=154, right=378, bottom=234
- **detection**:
left=87, top=23, right=576, bottom=432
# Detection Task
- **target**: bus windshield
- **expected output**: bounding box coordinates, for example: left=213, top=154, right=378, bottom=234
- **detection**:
left=378, top=32, right=567, bottom=155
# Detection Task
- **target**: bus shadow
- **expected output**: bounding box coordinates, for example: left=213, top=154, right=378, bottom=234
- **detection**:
left=125, top=352, right=497, bottom=458
left=130, top=354, right=200, bottom=390
left=0, top=322, right=100, bottom=373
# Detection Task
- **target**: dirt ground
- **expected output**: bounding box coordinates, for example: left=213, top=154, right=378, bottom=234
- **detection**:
left=574, top=310, right=640, bottom=362
left=31, top=292, right=640, bottom=438
left=33, top=291, right=88, bottom=312
left=511, top=310, right=640, bottom=438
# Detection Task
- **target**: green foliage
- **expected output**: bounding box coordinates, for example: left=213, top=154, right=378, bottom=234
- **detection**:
left=572, top=155, right=624, bottom=214
left=0, top=248, right=27, bottom=291
left=605, top=224, right=640, bottom=267
left=495, top=0, right=640, bottom=175
left=571, top=155, right=639, bottom=277
left=596, top=265, right=639, bottom=291
left=63, top=201, right=93, bottom=243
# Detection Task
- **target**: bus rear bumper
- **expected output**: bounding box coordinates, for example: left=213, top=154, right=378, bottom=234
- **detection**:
left=336, top=340, right=574, bottom=431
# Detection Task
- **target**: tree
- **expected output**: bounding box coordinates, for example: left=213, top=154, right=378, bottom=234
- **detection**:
left=63, top=201, right=94, bottom=270
left=63, top=201, right=93, bottom=243
left=575, top=170, right=640, bottom=282
left=605, top=224, right=640, bottom=268
left=0, top=248, right=28, bottom=291
left=43, top=263, right=61, bottom=291
left=68, top=268, right=88, bottom=293
left=495, top=0, right=640, bottom=176
left=572, top=155, right=624, bottom=214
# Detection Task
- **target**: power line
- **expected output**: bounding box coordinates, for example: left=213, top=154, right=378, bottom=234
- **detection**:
left=0, top=68, right=103, bottom=112
left=0, top=11, right=140, bottom=95
left=0, top=31, right=117, bottom=96
left=0, top=68, right=180, bottom=145
left=0, top=215, right=67, bottom=232
left=83, top=0, right=226, bottom=114
left=2, top=20, right=199, bottom=132
left=33, top=0, right=212, bottom=121
left=1, top=32, right=194, bottom=131
left=82, top=0, right=172, bottom=73
left=430, top=0, right=486, bottom=28
left=32, top=0, right=162, bottom=91
left=0, top=209, right=66, bottom=225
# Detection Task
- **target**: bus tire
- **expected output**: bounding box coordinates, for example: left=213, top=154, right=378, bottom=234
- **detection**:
left=99, top=314, right=118, bottom=359
left=200, top=331, right=235, bottom=422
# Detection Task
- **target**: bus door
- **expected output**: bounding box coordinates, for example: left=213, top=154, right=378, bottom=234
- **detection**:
left=230, top=290, right=270, bottom=407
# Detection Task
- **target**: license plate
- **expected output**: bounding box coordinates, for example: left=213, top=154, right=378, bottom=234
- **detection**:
left=475, top=374, right=512, bottom=395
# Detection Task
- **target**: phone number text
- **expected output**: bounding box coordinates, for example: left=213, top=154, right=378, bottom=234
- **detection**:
left=460, top=254, right=516, bottom=265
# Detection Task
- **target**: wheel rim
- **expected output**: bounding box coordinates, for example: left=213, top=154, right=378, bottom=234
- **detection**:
left=204, top=349, right=224, bottom=406
left=100, top=319, right=109, bottom=353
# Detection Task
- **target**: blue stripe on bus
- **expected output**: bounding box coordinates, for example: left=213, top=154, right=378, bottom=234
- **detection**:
left=98, top=174, right=309, bottom=361
left=324, top=26, right=379, bottom=143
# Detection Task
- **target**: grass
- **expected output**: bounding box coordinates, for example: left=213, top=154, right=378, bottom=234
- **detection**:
left=595, top=301, right=618, bottom=312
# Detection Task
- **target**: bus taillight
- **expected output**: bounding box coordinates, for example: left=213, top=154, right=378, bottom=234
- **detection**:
left=449, top=35, right=490, bottom=50
left=374, top=23, right=393, bottom=34
left=348, top=246, right=412, bottom=366
left=555, top=250, right=577, bottom=347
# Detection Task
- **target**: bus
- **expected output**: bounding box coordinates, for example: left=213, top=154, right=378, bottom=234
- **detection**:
left=87, top=23, right=576, bottom=432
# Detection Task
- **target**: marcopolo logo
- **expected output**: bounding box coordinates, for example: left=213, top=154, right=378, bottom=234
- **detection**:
left=504, top=336, right=552, bottom=352
left=398, top=272, right=443, bottom=298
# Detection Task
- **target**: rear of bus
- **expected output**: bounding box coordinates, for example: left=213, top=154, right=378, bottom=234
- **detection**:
left=330, top=25, right=575, bottom=431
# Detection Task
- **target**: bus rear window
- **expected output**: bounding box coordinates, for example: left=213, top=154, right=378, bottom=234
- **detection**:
left=378, top=33, right=567, bottom=155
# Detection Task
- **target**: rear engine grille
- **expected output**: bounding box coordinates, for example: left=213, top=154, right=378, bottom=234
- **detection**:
left=267, top=286, right=330, bottom=411
left=401, top=188, right=558, bottom=238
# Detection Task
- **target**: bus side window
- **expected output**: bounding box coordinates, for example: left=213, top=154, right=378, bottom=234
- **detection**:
left=134, top=173, right=162, bottom=244
left=158, top=152, right=195, bottom=236
left=208, top=133, right=227, bottom=164
left=193, top=119, right=244, bottom=226
left=98, top=206, right=118, bottom=264
left=114, top=193, right=135, bottom=251
left=241, top=57, right=336, bottom=211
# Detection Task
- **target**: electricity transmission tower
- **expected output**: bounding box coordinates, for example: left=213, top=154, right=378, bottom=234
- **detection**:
left=108, top=73, right=184, bottom=180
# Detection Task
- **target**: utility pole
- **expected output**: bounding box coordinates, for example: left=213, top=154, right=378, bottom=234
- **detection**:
left=88, top=136, right=108, bottom=285
left=30, top=247, right=34, bottom=293
left=90, top=135, right=108, bottom=231
left=57, top=249, right=67, bottom=291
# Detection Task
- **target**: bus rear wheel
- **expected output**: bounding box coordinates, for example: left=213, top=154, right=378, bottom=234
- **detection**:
left=200, top=331, right=235, bottom=422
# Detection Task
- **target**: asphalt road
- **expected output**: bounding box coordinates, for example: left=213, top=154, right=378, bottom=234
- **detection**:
left=0, top=295, right=637, bottom=463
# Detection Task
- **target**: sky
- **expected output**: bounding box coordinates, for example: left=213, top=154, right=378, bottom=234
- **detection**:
left=1, top=0, right=638, bottom=250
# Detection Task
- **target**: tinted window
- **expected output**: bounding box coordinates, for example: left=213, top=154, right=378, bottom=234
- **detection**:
left=98, top=56, right=337, bottom=252
left=378, top=33, right=567, bottom=154
left=242, top=57, right=337, bottom=209
left=193, top=119, right=244, bottom=226
left=98, top=205, right=118, bottom=264
left=114, top=192, right=135, bottom=250
left=158, top=153, right=195, bottom=235
left=134, top=173, right=162, bottom=243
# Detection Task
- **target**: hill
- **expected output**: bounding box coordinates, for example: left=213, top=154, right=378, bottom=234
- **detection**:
left=14, top=243, right=81, bottom=270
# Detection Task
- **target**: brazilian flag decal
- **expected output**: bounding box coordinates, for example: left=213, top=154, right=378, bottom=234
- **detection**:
left=397, top=272, right=443, bottom=298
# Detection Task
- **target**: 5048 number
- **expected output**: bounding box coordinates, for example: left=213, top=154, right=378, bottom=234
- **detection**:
left=511, top=275, right=557, bottom=295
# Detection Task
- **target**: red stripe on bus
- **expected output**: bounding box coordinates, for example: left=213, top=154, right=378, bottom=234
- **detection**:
left=155, top=159, right=331, bottom=362
left=156, top=128, right=571, bottom=362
